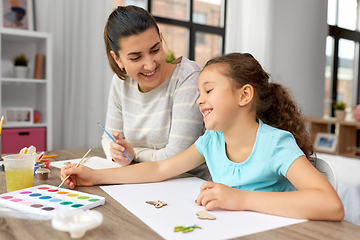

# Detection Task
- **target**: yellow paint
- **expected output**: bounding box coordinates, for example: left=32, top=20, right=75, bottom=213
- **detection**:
left=5, top=168, right=34, bottom=192
left=67, top=193, right=79, bottom=197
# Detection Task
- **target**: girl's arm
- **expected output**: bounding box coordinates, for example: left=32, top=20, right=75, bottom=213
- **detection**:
left=61, top=144, right=205, bottom=188
left=197, top=156, right=344, bottom=221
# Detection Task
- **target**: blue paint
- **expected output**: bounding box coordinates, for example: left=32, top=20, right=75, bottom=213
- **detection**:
left=39, top=196, right=52, bottom=200
left=29, top=193, right=42, bottom=197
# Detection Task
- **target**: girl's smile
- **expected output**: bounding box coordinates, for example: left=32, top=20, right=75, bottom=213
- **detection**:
left=197, top=65, right=242, bottom=131
left=201, top=108, right=213, bottom=119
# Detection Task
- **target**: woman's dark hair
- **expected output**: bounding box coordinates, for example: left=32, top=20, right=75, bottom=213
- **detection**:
left=204, top=53, right=314, bottom=158
left=104, top=5, right=160, bottom=80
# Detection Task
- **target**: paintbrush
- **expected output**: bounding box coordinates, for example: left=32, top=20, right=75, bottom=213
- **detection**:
left=97, top=122, right=132, bottom=162
left=57, top=149, right=91, bottom=189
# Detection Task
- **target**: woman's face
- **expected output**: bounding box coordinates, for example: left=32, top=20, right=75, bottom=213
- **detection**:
left=112, top=27, right=167, bottom=93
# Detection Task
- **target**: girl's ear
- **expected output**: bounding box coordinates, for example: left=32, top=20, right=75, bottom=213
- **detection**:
left=110, top=51, right=124, bottom=69
left=239, top=84, right=254, bottom=106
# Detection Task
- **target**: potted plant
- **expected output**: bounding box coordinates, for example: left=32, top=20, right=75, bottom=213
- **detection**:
left=333, top=101, right=346, bottom=121
left=165, top=50, right=176, bottom=63
left=13, top=54, right=29, bottom=78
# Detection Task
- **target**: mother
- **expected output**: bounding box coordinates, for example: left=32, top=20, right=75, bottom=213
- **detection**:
left=102, top=5, right=209, bottom=179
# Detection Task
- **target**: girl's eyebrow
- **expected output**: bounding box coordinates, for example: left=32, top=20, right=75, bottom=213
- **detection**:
left=204, top=81, right=214, bottom=85
left=198, top=82, right=214, bottom=91
left=127, top=42, right=161, bottom=56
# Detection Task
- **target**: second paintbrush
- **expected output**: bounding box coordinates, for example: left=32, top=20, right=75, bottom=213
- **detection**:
left=97, top=122, right=132, bottom=162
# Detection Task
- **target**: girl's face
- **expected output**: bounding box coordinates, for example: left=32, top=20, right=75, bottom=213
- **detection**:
left=112, top=27, right=167, bottom=93
left=197, top=65, right=242, bottom=131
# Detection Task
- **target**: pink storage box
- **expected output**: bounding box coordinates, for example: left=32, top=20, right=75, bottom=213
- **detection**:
left=1, top=128, right=46, bottom=154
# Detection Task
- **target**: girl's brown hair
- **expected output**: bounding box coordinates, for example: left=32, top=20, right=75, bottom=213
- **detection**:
left=204, top=53, right=314, bottom=158
left=104, top=5, right=160, bottom=80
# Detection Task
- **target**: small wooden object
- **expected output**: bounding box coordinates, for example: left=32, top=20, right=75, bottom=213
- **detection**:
left=146, top=200, right=167, bottom=208
left=196, top=210, right=216, bottom=220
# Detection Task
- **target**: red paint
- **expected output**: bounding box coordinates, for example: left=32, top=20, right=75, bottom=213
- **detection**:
left=1, top=196, right=13, bottom=199
left=40, top=160, right=50, bottom=169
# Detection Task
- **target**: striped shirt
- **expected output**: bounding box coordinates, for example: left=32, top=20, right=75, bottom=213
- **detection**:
left=102, top=57, right=210, bottom=179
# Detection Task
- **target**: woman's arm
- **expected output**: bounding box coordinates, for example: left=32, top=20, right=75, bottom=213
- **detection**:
left=102, top=75, right=127, bottom=163
left=197, top=156, right=344, bottom=221
left=61, top=144, right=205, bottom=188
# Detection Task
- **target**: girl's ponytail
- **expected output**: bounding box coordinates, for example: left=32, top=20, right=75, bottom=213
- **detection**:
left=258, top=83, right=313, bottom=158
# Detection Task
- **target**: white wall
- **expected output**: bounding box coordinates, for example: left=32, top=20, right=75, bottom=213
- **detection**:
left=226, top=0, right=328, bottom=117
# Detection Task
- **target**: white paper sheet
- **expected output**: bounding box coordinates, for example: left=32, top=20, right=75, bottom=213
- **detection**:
left=101, top=177, right=306, bottom=240
left=50, top=156, right=121, bottom=170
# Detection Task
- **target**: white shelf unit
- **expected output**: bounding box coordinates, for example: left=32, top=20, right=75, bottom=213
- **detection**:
left=0, top=28, right=53, bottom=151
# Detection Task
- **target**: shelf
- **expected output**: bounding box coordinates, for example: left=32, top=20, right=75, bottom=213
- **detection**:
left=1, top=77, right=46, bottom=83
left=307, top=116, right=360, bottom=158
left=308, top=116, right=360, bottom=127
left=1, top=28, right=53, bottom=151
left=0, top=28, right=49, bottom=42
left=2, top=123, right=47, bottom=128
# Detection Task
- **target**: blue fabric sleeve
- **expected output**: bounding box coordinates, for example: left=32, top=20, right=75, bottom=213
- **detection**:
left=271, top=131, right=305, bottom=177
left=195, top=130, right=212, bottom=157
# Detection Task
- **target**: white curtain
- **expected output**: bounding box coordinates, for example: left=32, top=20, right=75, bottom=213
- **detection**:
left=34, top=0, right=115, bottom=150
left=225, top=0, right=273, bottom=72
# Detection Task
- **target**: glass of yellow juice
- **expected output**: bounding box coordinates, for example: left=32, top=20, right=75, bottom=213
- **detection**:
left=3, top=154, right=35, bottom=192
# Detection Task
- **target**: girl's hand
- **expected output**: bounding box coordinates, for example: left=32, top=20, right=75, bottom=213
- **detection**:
left=196, top=181, right=244, bottom=211
left=60, top=164, right=95, bottom=189
left=110, top=131, right=135, bottom=166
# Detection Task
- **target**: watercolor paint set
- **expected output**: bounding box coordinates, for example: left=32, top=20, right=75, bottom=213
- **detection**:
left=0, top=185, right=105, bottom=218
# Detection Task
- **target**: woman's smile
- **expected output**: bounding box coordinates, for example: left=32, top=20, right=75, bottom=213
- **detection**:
left=141, top=69, right=156, bottom=77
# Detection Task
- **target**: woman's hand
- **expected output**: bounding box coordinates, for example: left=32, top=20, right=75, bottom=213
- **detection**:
left=196, top=181, right=244, bottom=211
left=60, top=164, right=96, bottom=189
left=110, top=131, right=135, bottom=166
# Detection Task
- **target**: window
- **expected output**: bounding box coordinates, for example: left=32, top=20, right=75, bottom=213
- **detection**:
left=324, top=0, right=360, bottom=117
left=114, top=0, right=227, bottom=67
left=193, top=12, right=206, bottom=46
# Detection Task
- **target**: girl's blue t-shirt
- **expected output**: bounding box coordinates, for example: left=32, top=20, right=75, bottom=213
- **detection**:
left=195, top=120, right=305, bottom=192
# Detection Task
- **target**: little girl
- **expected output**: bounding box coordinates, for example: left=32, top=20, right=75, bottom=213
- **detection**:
left=61, top=53, right=344, bottom=221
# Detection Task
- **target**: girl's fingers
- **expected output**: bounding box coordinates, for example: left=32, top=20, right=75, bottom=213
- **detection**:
left=200, top=181, right=215, bottom=191
left=204, top=199, right=218, bottom=211
left=196, top=187, right=211, bottom=206
left=200, top=191, right=213, bottom=206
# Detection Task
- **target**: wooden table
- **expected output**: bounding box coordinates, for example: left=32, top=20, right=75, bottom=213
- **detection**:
left=1, top=148, right=360, bottom=240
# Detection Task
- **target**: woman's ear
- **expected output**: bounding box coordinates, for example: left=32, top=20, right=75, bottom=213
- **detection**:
left=110, top=51, right=124, bottom=69
left=239, top=84, right=254, bottom=106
